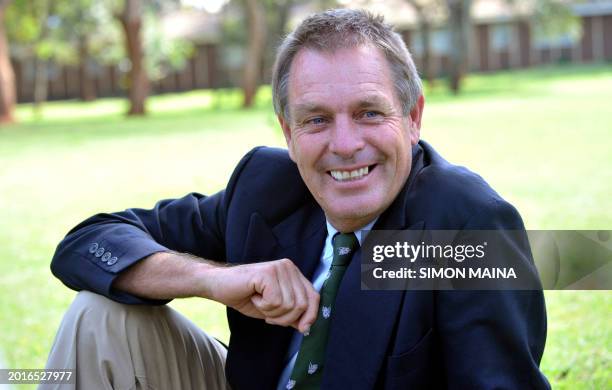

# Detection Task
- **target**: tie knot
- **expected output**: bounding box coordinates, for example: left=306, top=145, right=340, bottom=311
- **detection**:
left=332, top=232, right=359, bottom=266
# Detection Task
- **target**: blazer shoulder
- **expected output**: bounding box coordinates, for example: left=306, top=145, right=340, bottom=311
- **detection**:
left=225, top=146, right=311, bottom=224
left=411, top=142, right=519, bottom=228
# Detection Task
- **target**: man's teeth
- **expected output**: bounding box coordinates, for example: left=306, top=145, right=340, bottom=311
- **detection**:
left=330, top=166, right=369, bottom=181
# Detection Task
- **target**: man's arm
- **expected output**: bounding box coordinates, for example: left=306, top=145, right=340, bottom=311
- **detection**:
left=52, top=196, right=319, bottom=333
left=51, top=147, right=319, bottom=332
left=113, top=252, right=319, bottom=333
left=50, top=192, right=228, bottom=304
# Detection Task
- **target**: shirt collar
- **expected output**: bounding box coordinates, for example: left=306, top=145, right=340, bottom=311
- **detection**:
left=325, top=218, right=378, bottom=246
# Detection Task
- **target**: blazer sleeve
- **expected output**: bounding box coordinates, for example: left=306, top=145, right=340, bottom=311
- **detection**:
left=50, top=147, right=261, bottom=304
left=436, top=199, right=551, bottom=389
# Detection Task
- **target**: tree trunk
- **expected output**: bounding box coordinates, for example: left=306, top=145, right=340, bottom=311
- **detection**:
left=242, top=0, right=266, bottom=108
left=418, top=14, right=434, bottom=89
left=447, top=0, right=471, bottom=94
left=78, top=35, right=96, bottom=101
left=0, top=2, right=16, bottom=124
left=276, top=0, right=292, bottom=39
left=32, top=57, right=48, bottom=118
left=263, top=0, right=292, bottom=80
left=119, top=0, right=148, bottom=116
left=406, top=1, right=434, bottom=89
left=32, top=0, right=52, bottom=117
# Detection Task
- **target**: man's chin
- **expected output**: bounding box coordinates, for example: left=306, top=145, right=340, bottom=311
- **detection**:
left=324, top=205, right=379, bottom=230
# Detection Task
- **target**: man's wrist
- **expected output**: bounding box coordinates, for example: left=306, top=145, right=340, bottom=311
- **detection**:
left=192, top=260, right=220, bottom=300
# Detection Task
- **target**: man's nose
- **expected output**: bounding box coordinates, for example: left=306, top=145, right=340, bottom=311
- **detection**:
left=328, top=116, right=365, bottom=158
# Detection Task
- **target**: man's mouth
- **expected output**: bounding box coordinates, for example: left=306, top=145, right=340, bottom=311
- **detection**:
left=328, top=165, right=376, bottom=182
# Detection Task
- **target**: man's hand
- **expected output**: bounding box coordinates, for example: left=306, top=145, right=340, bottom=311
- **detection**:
left=113, top=253, right=319, bottom=333
left=204, top=259, right=319, bottom=333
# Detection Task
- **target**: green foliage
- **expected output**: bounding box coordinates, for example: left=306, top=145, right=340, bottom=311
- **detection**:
left=531, top=0, right=581, bottom=41
left=4, top=0, right=70, bottom=63
left=5, top=0, right=195, bottom=79
left=4, top=0, right=120, bottom=67
left=53, top=0, right=123, bottom=65
left=5, top=0, right=44, bottom=43
left=532, top=0, right=582, bottom=38
left=143, top=11, right=195, bottom=81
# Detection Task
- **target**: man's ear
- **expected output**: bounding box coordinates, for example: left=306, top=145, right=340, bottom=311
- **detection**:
left=278, top=114, right=296, bottom=161
left=408, top=94, right=425, bottom=145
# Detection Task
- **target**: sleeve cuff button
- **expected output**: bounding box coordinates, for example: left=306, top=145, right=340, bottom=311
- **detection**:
left=88, top=243, right=99, bottom=253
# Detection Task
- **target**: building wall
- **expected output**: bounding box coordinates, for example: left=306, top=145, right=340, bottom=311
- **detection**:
left=403, top=13, right=612, bottom=77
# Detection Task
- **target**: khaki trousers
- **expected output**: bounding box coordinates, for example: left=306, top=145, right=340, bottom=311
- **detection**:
left=42, top=291, right=230, bottom=390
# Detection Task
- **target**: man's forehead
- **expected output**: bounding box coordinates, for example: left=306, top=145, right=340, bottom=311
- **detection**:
left=287, top=45, right=395, bottom=109
left=289, top=44, right=386, bottom=74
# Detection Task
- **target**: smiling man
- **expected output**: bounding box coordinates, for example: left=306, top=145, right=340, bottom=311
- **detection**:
left=280, top=44, right=422, bottom=233
left=46, top=9, right=549, bottom=390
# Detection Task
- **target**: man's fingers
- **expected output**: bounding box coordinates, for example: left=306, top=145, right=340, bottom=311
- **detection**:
left=250, top=272, right=283, bottom=312
left=246, top=258, right=319, bottom=330
left=250, top=260, right=298, bottom=316
left=276, top=262, right=297, bottom=314
left=265, top=285, right=319, bottom=332
left=267, top=271, right=311, bottom=328
left=297, top=285, right=320, bottom=333
left=252, top=262, right=293, bottom=317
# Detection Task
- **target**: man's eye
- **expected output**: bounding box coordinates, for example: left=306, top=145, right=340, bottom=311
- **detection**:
left=307, top=117, right=326, bottom=125
left=363, top=111, right=381, bottom=119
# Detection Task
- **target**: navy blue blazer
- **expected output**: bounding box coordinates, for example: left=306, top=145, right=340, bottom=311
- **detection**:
left=51, top=141, right=550, bottom=389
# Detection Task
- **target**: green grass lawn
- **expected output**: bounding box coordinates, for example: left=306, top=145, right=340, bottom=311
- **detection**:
left=0, top=64, right=610, bottom=388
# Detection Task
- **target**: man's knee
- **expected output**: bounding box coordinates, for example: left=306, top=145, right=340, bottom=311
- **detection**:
left=48, top=291, right=228, bottom=389
left=64, top=290, right=227, bottom=361
left=60, top=291, right=150, bottom=339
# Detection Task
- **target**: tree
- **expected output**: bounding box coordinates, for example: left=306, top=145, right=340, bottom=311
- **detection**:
left=261, top=0, right=295, bottom=82
left=523, top=0, right=581, bottom=44
left=242, top=0, right=266, bottom=108
left=446, top=0, right=471, bottom=94
left=5, top=0, right=76, bottom=114
left=0, top=0, right=15, bottom=124
left=53, top=0, right=117, bottom=102
left=118, top=0, right=148, bottom=115
left=404, top=0, right=445, bottom=90
left=31, top=0, right=52, bottom=111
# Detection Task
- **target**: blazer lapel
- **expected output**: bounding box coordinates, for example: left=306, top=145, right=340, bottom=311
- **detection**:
left=272, top=200, right=327, bottom=280
left=240, top=200, right=326, bottom=279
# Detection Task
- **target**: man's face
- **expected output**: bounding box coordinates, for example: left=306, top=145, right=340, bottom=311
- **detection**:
left=279, top=45, right=424, bottom=232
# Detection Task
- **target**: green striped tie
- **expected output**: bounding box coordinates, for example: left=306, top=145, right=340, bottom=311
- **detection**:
left=286, top=232, right=359, bottom=390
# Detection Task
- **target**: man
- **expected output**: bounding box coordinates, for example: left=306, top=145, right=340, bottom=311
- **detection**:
left=46, top=9, right=549, bottom=390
